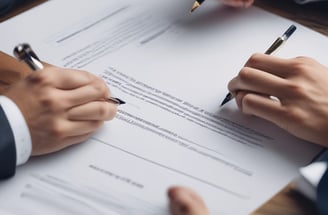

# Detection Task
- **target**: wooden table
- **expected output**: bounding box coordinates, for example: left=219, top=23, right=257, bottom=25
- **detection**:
left=1, top=0, right=327, bottom=214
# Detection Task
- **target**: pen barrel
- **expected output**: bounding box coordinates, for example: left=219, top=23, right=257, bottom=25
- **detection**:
left=13, top=43, right=44, bottom=71
left=265, top=37, right=284, bottom=55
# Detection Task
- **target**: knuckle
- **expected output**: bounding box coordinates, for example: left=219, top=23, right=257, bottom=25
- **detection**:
left=74, top=70, right=95, bottom=84
left=285, top=82, right=306, bottom=98
left=92, top=79, right=109, bottom=97
left=238, top=67, right=252, bottom=82
left=97, top=103, right=117, bottom=120
left=240, top=93, right=255, bottom=114
left=289, top=57, right=313, bottom=74
left=39, top=92, right=55, bottom=109
left=38, top=90, right=62, bottom=110
left=247, top=53, right=263, bottom=66
left=27, top=71, right=50, bottom=85
left=48, top=121, right=66, bottom=139
left=97, top=104, right=109, bottom=119
left=235, top=91, right=246, bottom=110
left=284, top=107, right=304, bottom=124
left=241, top=93, right=254, bottom=108
left=83, top=71, right=96, bottom=82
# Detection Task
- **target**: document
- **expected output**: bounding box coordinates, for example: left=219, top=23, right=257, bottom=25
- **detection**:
left=0, top=0, right=327, bottom=214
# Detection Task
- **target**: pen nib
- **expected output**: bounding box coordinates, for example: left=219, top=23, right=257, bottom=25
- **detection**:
left=107, top=97, right=126, bottom=105
left=191, top=1, right=200, bottom=13
left=115, top=98, right=126, bottom=105
left=220, top=93, right=233, bottom=107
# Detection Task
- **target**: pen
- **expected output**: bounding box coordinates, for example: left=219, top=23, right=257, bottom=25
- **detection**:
left=191, top=0, right=205, bottom=13
left=13, top=43, right=125, bottom=105
left=220, top=24, right=297, bottom=107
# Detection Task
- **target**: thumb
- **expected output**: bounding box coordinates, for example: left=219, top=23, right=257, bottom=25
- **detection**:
left=168, top=186, right=210, bottom=215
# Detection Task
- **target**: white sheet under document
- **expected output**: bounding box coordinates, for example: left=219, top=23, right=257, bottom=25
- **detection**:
left=0, top=0, right=327, bottom=214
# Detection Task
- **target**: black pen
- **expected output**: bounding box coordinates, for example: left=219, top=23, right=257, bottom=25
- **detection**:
left=220, top=24, right=297, bottom=107
left=191, top=0, right=205, bottom=12
left=13, top=43, right=125, bottom=105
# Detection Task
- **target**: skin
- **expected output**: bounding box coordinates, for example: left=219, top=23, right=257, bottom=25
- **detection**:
left=168, top=55, right=328, bottom=215
left=3, top=66, right=117, bottom=156
left=0, top=51, right=32, bottom=93
left=168, top=187, right=209, bottom=215
left=229, top=54, right=328, bottom=148
left=222, top=0, right=254, bottom=8
left=168, top=1, right=328, bottom=214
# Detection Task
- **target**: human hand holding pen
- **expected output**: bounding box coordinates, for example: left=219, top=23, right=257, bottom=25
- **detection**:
left=228, top=54, right=328, bottom=147
left=220, top=24, right=297, bottom=106
left=167, top=59, right=328, bottom=214
left=2, top=44, right=118, bottom=156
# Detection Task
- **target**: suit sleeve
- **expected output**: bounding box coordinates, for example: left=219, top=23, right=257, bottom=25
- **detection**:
left=317, top=165, right=328, bottom=215
left=0, top=105, right=16, bottom=179
left=0, top=0, right=26, bottom=16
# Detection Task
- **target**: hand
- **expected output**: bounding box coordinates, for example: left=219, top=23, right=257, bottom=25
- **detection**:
left=3, top=66, right=117, bottom=155
left=168, top=186, right=209, bottom=215
left=228, top=54, right=328, bottom=147
left=0, top=51, right=32, bottom=93
left=222, top=0, right=254, bottom=8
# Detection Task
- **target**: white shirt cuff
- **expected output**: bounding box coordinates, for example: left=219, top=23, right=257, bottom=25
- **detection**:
left=0, top=96, right=32, bottom=166
left=294, top=160, right=328, bottom=201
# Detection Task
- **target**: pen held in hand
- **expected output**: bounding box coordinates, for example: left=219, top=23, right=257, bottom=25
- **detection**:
left=220, top=24, right=297, bottom=107
left=191, top=0, right=205, bottom=13
left=106, top=97, right=126, bottom=105
left=13, top=43, right=125, bottom=106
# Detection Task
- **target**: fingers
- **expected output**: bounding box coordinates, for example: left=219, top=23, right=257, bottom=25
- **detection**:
left=32, top=132, right=94, bottom=156
left=228, top=66, right=289, bottom=98
left=67, top=101, right=117, bottom=121
left=63, top=81, right=110, bottom=106
left=244, top=54, right=295, bottom=78
left=227, top=54, right=303, bottom=99
left=26, top=66, right=102, bottom=90
left=6, top=65, right=119, bottom=156
left=168, top=187, right=209, bottom=215
left=222, top=0, right=254, bottom=8
left=236, top=92, right=287, bottom=128
left=30, top=118, right=106, bottom=156
left=57, top=120, right=104, bottom=137
left=26, top=66, right=111, bottom=108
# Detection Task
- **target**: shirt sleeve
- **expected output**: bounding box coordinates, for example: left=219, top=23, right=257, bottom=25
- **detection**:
left=0, top=96, right=32, bottom=166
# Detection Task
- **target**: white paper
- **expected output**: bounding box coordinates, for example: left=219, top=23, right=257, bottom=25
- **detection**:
left=0, top=0, right=327, bottom=214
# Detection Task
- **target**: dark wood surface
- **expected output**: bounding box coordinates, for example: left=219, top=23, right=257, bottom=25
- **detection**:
left=1, top=0, right=327, bottom=214
left=255, top=0, right=328, bottom=36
